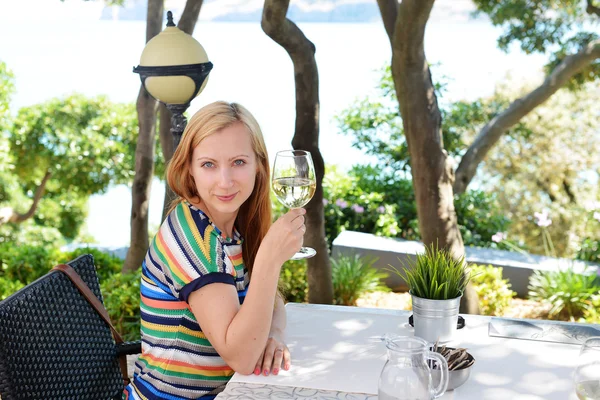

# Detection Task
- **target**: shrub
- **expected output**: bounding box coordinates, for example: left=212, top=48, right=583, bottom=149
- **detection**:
left=528, top=264, right=600, bottom=320
left=583, top=294, right=600, bottom=324
left=331, top=254, right=390, bottom=306
left=320, top=165, right=510, bottom=250
left=576, top=237, right=600, bottom=264
left=58, top=247, right=123, bottom=283
left=322, top=165, right=417, bottom=249
left=0, top=277, right=24, bottom=300
left=470, top=264, right=515, bottom=316
left=0, top=244, right=137, bottom=339
left=279, top=259, right=308, bottom=303
left=0, top=243, right=62, bottom=289
left=101, top=268, right=141, bottom=341
left=454, top=190, right=511, bottom=248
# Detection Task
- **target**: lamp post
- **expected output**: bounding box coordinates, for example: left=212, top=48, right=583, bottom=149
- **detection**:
left=133, top=11, right=213, bottom=147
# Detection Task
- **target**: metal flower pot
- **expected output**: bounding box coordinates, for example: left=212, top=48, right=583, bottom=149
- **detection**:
left=411, top=292, right=462, bottom=343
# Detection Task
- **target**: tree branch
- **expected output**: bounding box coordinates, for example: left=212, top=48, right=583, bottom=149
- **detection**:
left=454, top=39, right=600, bottom=194
left=376, top=0, right=398, bottom=45
left=394, top=0, right=435, bottom=62
left=587, top=0, right=600, bottom=17
left=563, top=178, right=576, bottom=203
left=261, top=0, right=333, bottom=304
left=262, top=1, right=312, bottom=55
left=178, top=0, right=203, bottom=35
left=0, top=170, right=52, bottom=224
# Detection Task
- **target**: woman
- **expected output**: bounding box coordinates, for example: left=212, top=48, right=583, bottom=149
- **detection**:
left=123, top=101, right=305, bottom=400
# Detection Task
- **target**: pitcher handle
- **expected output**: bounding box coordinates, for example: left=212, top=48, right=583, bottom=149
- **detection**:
left=426, top=351, right=449, bottom=398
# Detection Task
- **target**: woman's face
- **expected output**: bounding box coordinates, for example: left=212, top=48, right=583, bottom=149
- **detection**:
left=190, top=122, right=258, bottom=221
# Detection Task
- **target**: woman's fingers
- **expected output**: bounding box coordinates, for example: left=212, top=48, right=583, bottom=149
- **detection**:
left=261, top=338, right=277, bottom=375
left=271, top=345, right=285, bottom=375
left=283, top=346, right=292, bottom=371
left=254, top=350, right=265, bottom=375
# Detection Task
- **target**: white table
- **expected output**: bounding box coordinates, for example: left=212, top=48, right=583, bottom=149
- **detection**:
left=217, top=303, right=582, bottom=399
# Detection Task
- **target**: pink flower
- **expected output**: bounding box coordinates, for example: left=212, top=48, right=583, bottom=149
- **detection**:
left=323, top=199, right=329, bottom=206
left=377, top=206, right=385, bottom=213
left=492, top=232, right=506, bottom=243
left=534, top=210, right=552, bottom=227
left=335, top=199, right=348, bottom=208
left=351, top=204, right=365, bottom=213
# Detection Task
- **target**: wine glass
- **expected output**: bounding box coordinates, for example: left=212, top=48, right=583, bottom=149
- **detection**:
left=575, top=337, right=600, bottom=399
left=272, top=150, right=317, bottom=260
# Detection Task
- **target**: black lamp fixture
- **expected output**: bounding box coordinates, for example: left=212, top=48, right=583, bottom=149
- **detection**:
left=133, top=11, right=213, bottom=147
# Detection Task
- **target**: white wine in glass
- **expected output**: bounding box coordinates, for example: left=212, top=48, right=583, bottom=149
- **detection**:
left=575, top=337, right=600, bottom=400
left=272, top=150, right=317, bottom=260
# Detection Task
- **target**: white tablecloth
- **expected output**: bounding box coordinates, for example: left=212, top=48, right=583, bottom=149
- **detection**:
left=217, top=303, right=581, bottom=399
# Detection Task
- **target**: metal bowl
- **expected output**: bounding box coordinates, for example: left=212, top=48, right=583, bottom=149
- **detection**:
left=431, top=351, right=475, bottom=391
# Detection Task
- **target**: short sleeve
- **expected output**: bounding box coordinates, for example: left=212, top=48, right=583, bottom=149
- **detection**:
left=145, top=203, right=236, bottom=302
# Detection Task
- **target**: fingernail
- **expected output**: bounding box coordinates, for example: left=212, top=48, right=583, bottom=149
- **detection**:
left=273, top=368, right=279, bottom=375
left=254, top=367, right=260, bottom=375
left=284, top=364, right=290, bottom=370
left=263, top=369, right=269, bottom=376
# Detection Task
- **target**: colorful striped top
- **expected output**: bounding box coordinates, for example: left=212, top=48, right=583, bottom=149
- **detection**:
left=123, top=201, right=249, bottom=400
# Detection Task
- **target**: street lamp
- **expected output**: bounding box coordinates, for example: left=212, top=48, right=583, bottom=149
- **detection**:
left=133, top=11, right=213, bottom=147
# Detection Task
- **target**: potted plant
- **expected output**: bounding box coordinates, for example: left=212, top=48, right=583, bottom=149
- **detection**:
left=388, top=244, right=470, bottom=343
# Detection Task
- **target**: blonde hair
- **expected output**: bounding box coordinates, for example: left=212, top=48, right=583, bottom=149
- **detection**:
left=166, top=101, right=272, bottom=276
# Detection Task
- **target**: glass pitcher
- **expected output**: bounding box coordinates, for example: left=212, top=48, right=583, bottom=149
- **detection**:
left=378, top=335, right=449, bottom=400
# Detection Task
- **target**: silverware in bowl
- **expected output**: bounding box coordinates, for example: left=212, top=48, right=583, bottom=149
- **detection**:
left=430, top=346, right=475, bottom=391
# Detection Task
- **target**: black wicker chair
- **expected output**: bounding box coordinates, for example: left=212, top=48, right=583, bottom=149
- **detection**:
left=0, top=254, right=142, bottom=400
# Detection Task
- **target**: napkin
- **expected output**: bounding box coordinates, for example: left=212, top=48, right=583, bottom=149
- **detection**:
left=488, top=317, right=600, bottom=345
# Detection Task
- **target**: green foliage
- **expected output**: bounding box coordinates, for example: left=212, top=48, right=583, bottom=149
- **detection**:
left=333, top=66, right=511, bottom=250
left=0, top=243, right=61, bottom=288
left=477, top=83, right=600, bottom=257
left=0, top=243, right=138, bottom=339
left=279, top=255, right=391, bottom=306
left=10, top=94, right=139, bottom=195
left=0, top=83, right=167, bottom=245
left=577, top=237, right=600, bottom=263
left=0, top=61, right=14, bottom=133
left=279, top=259, right=308, bottom=303
left=544, top=32, right=600, bottom=90
left=454, top=190, right=511, bottom=247
left=58, top=247, right=123, bottom=283
left=528, top=264, right=600, bottom=320
left=321, top=164, right=509, bottom=249
left=472, top=0, right=600, bottom=88
left=583, top=294, right=600, bottom=324
left=100, top=268, right=141, bottom=341
left=470, top=264, right=516, bottom=316
left=331, top=254, right=390, bottom=306
left=336, top=66, right=463, bottom=175
left=0, top=277, right=24, bottom=300
left=388, top=244, right=470, bottom=300
left=322, top=165, right=413, bottom=247
left=0, top=221, right=65, bottom=248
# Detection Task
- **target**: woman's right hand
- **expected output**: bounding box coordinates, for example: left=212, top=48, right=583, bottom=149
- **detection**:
left=260, top=208, right=306, bottom=265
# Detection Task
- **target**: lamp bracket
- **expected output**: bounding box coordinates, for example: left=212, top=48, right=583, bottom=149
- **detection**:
left=132, top=62, right=213, bottom=111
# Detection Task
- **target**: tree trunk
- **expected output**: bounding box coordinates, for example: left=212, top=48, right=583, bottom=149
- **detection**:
left=262, top=0, right=333, bottom=304
left=453, top=39, right=600, bottom=194
left=0, top=170, right=51, bottom=225
left=159, top=0, right=203, bottom=221
left=122, top=0, right=163, bottom=273
left=159, top=104, right=176, bottom=221
left=377, top=0, right=479, bottom=313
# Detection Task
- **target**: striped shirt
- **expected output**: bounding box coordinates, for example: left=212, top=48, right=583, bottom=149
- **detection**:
left=123, top=201, right=249, bottom=400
